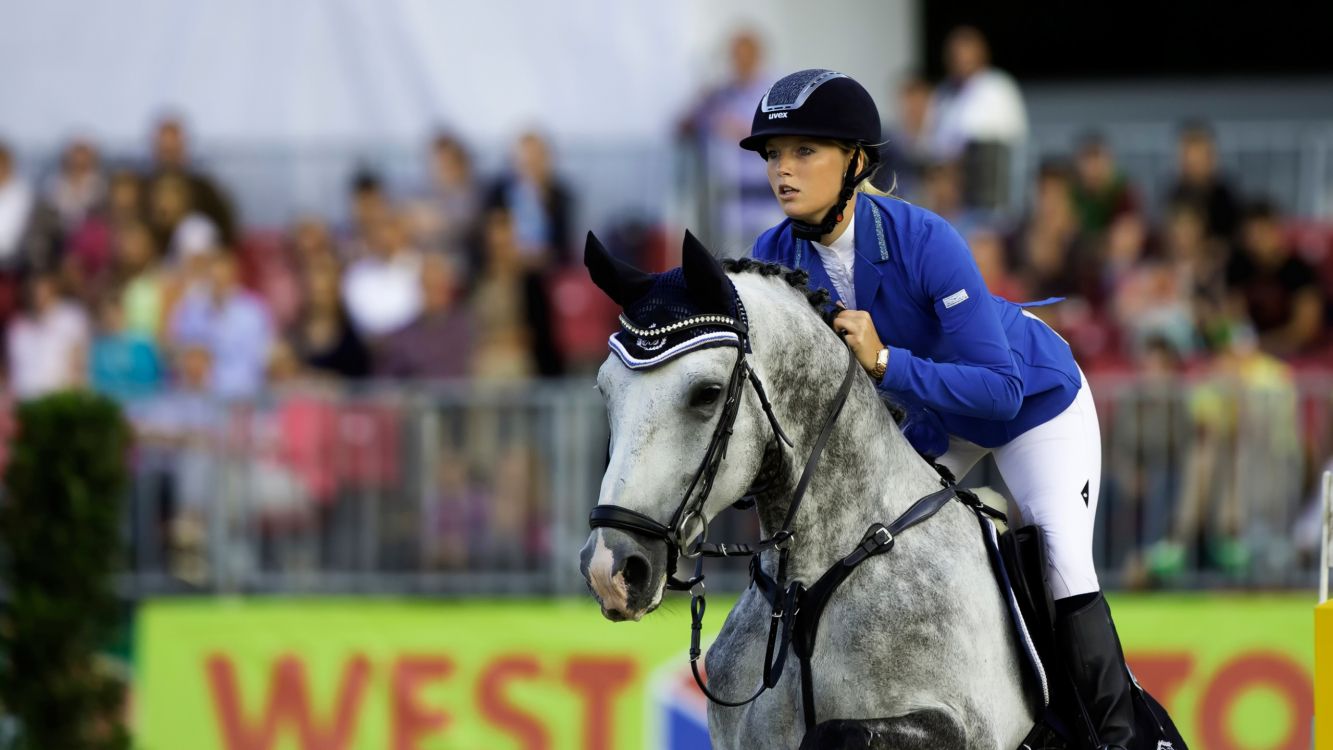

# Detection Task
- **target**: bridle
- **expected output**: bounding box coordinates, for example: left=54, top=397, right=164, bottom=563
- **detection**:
left=588, top=293, right=1002, bottom=729
left=589, top=296, right=844, bottom=591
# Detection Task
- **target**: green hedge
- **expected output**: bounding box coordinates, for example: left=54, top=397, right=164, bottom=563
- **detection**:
left=0, top=392, right=130, bottom=750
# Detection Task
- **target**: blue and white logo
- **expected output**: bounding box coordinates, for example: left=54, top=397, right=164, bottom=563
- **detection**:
left=649, top=658, right=711, bottom=749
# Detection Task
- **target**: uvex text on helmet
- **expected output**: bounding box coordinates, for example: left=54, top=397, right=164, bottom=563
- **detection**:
left=738, top=69, right=881, bottom=159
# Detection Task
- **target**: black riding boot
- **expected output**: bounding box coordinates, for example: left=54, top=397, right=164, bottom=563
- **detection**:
left=1055, top=591, right=1135, bottom=750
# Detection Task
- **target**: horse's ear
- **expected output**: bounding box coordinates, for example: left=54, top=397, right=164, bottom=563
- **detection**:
left=584, top=231, right=653, bottom=307
left=682, top=230, right=732, bottom=314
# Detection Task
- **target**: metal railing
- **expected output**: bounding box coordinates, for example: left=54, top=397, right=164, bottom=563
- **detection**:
left=113, top=373, right=1333, bottom=597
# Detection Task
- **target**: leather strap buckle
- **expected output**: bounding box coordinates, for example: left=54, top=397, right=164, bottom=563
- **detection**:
left=873, top=526, right=893, bottom=548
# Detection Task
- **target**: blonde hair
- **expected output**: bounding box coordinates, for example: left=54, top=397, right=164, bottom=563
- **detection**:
left=840, top=142, right=897, bottom=198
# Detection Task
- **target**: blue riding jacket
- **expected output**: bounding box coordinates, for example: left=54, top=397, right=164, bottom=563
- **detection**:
left=751, top=193, right=1082, bottom=457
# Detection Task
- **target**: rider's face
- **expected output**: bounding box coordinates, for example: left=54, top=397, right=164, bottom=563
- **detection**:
left=764, top=136, right=851, bottom=225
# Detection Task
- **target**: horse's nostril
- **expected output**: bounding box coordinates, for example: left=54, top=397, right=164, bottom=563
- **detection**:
left=620, top=553, right=651, bottom=591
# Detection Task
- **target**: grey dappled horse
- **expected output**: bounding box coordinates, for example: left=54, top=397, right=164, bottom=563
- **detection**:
left=579, top=239, right=1036, bottom=749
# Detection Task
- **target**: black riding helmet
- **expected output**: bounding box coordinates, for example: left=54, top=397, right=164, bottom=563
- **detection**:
left=739, top=69, right=881, bottom=240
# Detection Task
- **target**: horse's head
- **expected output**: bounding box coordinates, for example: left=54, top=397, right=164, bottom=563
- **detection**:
left=578, top=232, right=799, bottom=621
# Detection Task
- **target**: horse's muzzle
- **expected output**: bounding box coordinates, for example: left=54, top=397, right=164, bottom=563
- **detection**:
left=579, top=527, right=668, bottom=621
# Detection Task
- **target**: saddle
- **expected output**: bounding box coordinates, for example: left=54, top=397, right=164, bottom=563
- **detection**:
left=994, top=522, right=1188, bottom=750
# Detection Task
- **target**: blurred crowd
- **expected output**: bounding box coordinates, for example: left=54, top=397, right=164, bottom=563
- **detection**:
left=0, top=122, right=591, bottom=408
left=0, top=121, right=602, bottom=581
left=1, top=24, right=1330, bottom=586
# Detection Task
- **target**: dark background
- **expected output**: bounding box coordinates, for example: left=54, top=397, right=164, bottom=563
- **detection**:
left=923, top=1, right=1333, bottom=80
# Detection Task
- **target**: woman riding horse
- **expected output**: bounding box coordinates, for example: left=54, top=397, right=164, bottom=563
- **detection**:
left=742, top=69, right=1135, bottom=750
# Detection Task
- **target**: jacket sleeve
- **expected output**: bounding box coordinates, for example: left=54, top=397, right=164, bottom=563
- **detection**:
left=878, top=217, right=1024, bottom=420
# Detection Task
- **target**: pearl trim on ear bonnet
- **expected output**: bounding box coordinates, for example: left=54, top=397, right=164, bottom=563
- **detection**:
left=584, top=231, right=749, bottom=370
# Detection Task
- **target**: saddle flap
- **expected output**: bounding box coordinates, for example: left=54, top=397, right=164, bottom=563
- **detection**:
left=1000, top=524, right=1057, bottom=632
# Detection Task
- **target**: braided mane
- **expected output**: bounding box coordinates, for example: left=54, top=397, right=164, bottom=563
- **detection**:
left=720, top=257, right=906, bottom=426
left=720, top=258, right=840, bottom=328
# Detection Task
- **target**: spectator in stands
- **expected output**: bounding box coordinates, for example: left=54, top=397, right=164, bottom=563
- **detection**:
left=1161, top=201, right=1230, bottom=349
left=148, top=172, right=219, bottom=264
left=470, top=208, right=563, bottom=379
left=89, top=294, right=163, bottom=402
left=291, top=216, right=339, bottom=271
left=114, top=220, right=169, bottom=341
left=1014, top=160, right=1092, bottom=303
left=5, top=272, right=90, bottom=399
left=1226, top=198, right=1326, bottom=356
left=289, top=256, right=370, bottom=379
left=1166, top=122, right=1241, bottom=244
left=145, top=116, right=237, bottom=245
left=106, top=168, right=147, bottom=225
left=131, top=344, right=225, bottom=583
left=874, top=73, right=934, bottom=200
left=343, top=170, right=390, bottom=260
left=63, top=168, right=153, bottom=307
left=1100, top=212, right=1151, bottom=302
left=1149, top=326, right=1303, bottom=580
left=967, top=227, right=1029, bottom=302
left=159, top=234, right=219, bottom=342
left=0, top=142, right=36, bottom=272
left=266, top=339, right=308, bottom=386
left=677, top=29, right=781, bottom=251
left=341, top=212, right=423, bottom=340
left=45, top=139, right=106, bottom=233
left=1070, top=132, right=1138, bottom=235
left=376, top=255, right=472, bottom=380
left=1106, top=335, right=1187, bottom=586
left=1110, top=214, right=1198, bottom=359
left=168, top=253, right=273, bottom=400
left=484, top=132, right=574, bottom=268
left=918, top=159, right=986, bottom=237
left=927, top=26, right=1028, bottom=210
left=407, top=133, right=480, bottom=266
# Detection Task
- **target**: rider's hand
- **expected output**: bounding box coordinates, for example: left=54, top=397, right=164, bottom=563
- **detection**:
left=833, top=306, right=885, bottom=374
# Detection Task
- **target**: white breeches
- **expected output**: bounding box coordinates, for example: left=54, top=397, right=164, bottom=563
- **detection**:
left=937, top=369, right=1103, bottom=601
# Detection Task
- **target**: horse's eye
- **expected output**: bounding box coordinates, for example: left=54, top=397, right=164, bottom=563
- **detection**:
left=690, top=384, right=724, bottom=408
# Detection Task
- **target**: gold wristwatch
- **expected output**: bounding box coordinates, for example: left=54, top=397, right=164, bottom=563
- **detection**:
left=870, top=347, right=888, bottom=381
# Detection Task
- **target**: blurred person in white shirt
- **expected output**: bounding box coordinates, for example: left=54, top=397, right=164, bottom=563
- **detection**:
left=6, top=272, right=90, bottom=398
left=927, top=26, right=1028, bottom=211
left=0, top=143, right=35, bottom=270
left=341, top=212, right=424, bottom=339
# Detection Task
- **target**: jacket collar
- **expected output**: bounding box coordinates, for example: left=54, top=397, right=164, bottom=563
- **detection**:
left=792, top=194, right=891, bottom=310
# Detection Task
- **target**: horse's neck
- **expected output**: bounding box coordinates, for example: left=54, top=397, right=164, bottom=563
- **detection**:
left=731, top=274, right=942, bottom=583
left=756, top=375, right=940, bottom=583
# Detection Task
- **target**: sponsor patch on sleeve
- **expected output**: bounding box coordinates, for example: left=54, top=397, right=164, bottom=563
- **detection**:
left=942, top=288, right=970, bottom=309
